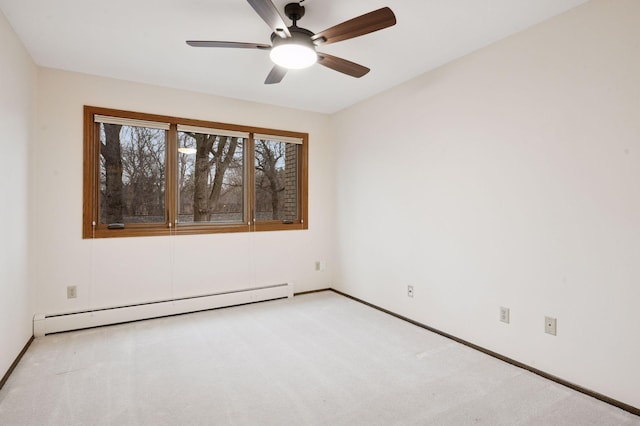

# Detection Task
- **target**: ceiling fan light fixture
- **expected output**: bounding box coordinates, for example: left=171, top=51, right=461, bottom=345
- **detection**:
left=187, top=1, right=397, bottom=83
left=270, top=33, right=317, bottom=69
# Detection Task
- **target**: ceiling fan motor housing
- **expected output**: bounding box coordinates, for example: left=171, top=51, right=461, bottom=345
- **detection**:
left=284, top=3, right=305, bottom=22
left=271, top=26, right=314, bottom=44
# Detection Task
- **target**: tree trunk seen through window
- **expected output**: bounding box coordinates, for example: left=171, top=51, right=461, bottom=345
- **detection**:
left=255, top=140, right=291, bottom=220
left=101, top=123, right=124, bottom=223
left=99, top=124, right=165, bottom=224
left=256, top=140, right=283, bottom=219
left=192, top=134, right=239, bottom=222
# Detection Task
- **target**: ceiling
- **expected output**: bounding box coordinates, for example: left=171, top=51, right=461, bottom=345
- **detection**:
left=0, top=0, right=588, bottom=114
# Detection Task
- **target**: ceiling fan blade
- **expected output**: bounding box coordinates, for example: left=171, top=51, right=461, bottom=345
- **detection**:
left=312, top=7, right=396, bottom=45
left=265, top=65, right=287, bottom=84
left=247, top=0, right=291, bottom=39
left=186, top=41, right=270, bottom=49
left=317, top=53, right=370, bottom=78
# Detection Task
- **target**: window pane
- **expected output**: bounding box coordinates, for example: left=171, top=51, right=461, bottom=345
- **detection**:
left=254, top=139, right=298, bottom=221
left=177, top=131, right=244, bottom=223
left=99, top=124, right=166, bottom=224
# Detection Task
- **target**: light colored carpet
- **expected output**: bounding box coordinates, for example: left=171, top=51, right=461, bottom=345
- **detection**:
left=0, top=291, right=638, bottom=425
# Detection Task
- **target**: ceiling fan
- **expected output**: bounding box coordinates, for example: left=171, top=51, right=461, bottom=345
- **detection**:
left=186, top=0, right=397, bottom=84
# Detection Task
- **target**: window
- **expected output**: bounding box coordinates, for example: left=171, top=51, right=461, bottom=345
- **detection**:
left=254, top=134, right=301, bottom=222
left=83, top=106, right=308, bottom=238
left=176, top=125, right=246, bottom=225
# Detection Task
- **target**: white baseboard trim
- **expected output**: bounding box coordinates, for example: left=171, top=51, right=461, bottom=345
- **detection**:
left=34, top=283, right=294, bottom=337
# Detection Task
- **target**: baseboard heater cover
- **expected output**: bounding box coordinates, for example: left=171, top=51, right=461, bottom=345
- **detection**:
left=33, top=283, right=293, bottom=337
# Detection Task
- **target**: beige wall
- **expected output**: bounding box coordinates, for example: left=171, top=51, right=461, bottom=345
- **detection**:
left=332, top=0, right=640, bottom=408
left=33, top=68, right=335, bottom=315
left=0, top=10, right=37, bottom=377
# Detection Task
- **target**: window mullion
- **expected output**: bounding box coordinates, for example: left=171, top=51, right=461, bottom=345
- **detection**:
left=166, top=124, right=178, bottom=228
left=246, top=134, right=256, bottom=227
left=299, top=135, right=308, bottom=225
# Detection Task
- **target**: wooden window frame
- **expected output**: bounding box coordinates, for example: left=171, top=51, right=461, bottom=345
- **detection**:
left=83, top=106, right=308, bottom=239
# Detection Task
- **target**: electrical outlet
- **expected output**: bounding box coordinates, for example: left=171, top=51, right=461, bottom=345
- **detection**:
left=407, top=285, right=414, bottom=298
left=314, top=261, right=326, bottom=271
left=500, top=306, right=510, bottom=324
left=67, top=285, right=77, bottom=299
left=545, top=316, right=557, bottom=336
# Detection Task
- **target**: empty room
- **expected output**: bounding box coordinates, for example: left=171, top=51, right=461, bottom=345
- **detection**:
left=1, top=0, right=639, bottom=424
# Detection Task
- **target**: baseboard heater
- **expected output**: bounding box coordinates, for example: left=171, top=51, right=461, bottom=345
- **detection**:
left=33, top=283, right=293, bottom=337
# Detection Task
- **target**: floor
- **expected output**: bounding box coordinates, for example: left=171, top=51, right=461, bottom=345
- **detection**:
left=0, top=291, right=638, bottom=425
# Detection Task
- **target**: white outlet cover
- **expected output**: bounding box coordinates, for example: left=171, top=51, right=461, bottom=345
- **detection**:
left=66, top=286, right=77, bottom=299
left=500, top=307, right=510, bottom=324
